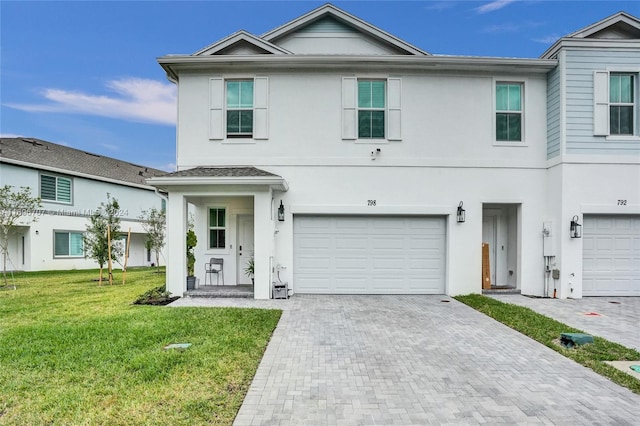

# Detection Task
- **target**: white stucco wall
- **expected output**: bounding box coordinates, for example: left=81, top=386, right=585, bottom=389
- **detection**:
left=1, top=163, right=165, bottom=271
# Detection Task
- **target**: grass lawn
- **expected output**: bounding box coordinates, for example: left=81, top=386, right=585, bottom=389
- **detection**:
left=0, top=268, right=281, bottom=425
left=455, top=294, right=640, bottom=395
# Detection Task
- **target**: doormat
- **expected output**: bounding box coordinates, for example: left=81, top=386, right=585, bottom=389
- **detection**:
left=604, top=361, right=640, bottom=380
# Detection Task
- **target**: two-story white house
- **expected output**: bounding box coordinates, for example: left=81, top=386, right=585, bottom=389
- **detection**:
left=1, top=137, right=166, bottom=272
left=149, top=4, right=640, bottom=299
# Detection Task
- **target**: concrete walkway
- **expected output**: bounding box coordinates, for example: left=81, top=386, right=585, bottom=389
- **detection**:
left=488, top=295, right=640, bottom=351
left=172, top=295, right=639, bottom=425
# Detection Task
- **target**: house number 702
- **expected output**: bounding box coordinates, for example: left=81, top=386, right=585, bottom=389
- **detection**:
left=367, top=200, right=377, bottom=206
left=618, top=200, right=627, bottom=205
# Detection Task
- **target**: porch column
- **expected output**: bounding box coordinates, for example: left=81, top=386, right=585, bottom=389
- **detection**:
left=166, top=193, right=187, bottom=296
left=253, top=190, right=274, bottom=299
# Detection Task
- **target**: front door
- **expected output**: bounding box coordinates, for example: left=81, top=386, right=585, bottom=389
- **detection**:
left=237, top=215, right=254, bottom=285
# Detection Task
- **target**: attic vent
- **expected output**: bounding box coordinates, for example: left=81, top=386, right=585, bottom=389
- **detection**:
left=84, top=152, right=100, bottom=157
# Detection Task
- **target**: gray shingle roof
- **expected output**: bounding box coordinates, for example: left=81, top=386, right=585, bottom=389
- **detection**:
left=0, top=137, right=166, bottom=187
left=159, top=166, right=280, bottom=178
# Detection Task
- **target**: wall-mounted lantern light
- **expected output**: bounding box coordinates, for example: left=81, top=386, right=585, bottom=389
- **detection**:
left=570, top=215, right=582, bottom=238
left=457, top=201, right=466, bottom=223
left=278, top=200, right=285, bottom=222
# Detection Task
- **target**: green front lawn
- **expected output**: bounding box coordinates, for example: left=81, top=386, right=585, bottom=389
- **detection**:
left=0, top=268, right=281, bottom=425
left=455, top=294, right=640, bottom=394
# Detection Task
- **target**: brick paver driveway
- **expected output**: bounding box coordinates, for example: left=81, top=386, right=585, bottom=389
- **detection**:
left=174, top=295, right=640, bottom=425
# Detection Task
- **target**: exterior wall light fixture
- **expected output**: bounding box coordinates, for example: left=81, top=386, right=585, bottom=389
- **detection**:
left=570, top=215, right=582, bottom=238
left=457, top=201, right=466, bottom=223
left=278, top=200, right=285, bottom=222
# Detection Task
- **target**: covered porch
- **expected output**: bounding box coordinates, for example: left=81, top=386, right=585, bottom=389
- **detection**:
left=147, top=167, right=288, bottom=299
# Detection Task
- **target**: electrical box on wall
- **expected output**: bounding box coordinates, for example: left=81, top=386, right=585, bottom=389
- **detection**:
left=552, top=269, right=560, bottom=280
left=543, top=221, right=555, bottom=256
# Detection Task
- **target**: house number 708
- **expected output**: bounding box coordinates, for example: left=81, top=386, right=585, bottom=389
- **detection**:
left=617, top=200, right=627, bottom=205
left=367, top=200, right=377, bottom=206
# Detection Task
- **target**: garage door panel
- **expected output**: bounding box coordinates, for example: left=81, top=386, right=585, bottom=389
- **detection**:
left=583, top=215, right=640, bottom=296
left=294, top=215, right=446, bottom=294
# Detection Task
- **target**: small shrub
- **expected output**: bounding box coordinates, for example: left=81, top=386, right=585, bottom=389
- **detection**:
left=133, top=285, right=179, bottom=306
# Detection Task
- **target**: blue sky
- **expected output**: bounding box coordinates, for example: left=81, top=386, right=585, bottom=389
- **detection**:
left=2, top=0, right=639, bottom=172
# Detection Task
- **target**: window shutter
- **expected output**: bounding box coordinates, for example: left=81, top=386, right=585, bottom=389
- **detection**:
left=254, top=76, right=269, bottom=140
left=593, top=71, right=610, bottom=136
left=387, top=78, right=402, bottom=141
left=342, top=77, right=357, bottom=139
left=209, top=77, right=224, bottom=140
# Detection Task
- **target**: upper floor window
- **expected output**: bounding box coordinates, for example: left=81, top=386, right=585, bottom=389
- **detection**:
left=358, top=80, right=386, bottom=139
left=496, top=82, right=523, bottom=142
left=610, top=73, right=634, bottom=135
left=226, top=80, right=254, bottom=138
left=209, top=207, right=226, bottom=249
left=41, top=174, right=72, bottom=203
left=54, top=231, right=84, bottom=257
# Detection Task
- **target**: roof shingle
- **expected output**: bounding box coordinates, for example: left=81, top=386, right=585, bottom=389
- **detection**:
left=0, top=137, right=166, bottom=187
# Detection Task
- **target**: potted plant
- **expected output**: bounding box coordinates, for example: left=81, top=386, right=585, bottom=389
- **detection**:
left=244, top=257, right=255, bottom=285
left=186, top=228, right=197, bottom=290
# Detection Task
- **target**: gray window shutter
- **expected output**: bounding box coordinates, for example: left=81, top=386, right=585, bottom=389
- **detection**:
left=593, top=71, right=609, bottom=136
left=254, top=76, right=269, bottom=140
left=342, top=77, right=357, bottom=139
left=209, top=77, right=224, bottom=140
left=387, top=78, right=402, bottom=141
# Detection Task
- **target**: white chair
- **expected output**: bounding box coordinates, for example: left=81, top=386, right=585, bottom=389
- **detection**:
left=204, top=258, right=224, bottom=285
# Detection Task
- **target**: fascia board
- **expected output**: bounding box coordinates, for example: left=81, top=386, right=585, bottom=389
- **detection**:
left=541, top=38, right=640, bottom=59
left=193, top=30, right=292, bottom=55
left=158, top=54, right=557, bottom=74
left=260, top=4, right=429, bottom=56
left=146, top=176, right=289, bottom=191
left=566, top=12, right=640, bottom=38
left=1, top=158, right=157, bottom=191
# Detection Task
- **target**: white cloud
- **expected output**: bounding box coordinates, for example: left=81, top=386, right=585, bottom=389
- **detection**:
left=0, top=133, right=24, bottom=138
left=7, top=78, right=176, bottom=126
left=533, top=34, right=561, bottom=44
left=482, top=21, right=542, bottom=34
left=425, top=2, right=456, bottom=11
left=476, top=0, right=517, bottom=14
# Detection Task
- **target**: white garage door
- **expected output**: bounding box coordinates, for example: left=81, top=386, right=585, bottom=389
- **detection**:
left=293, top=216, right=446, bottom=294
left=583, top=215, right=640, bottom=296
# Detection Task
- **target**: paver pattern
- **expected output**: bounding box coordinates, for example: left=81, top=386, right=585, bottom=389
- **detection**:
left=488, top=295, right=640, bottom=351
left=172, top=295, right=640, bottom=425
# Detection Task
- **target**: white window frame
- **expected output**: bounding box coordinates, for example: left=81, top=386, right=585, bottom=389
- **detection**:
left=493, top=78, right=527, bottom=146
left=594, top=69, right=640, bottom=140
left=209, top=76, right=269, bottom=142
left=357, top=79, right=386, bottom=140
left=609, top=73, right=636, bottom=136
left=40, top=173, right=73, bottom=204
left=208, top=206, right=227, bottom=250
left=225, top=79, right=254, bottom=139
left=53, top=230, right=84, bottom=258
left=342, top=76, right=402, bottom=143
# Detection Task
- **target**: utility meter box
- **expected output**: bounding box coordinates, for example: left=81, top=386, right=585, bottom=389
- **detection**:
left=552, top=269, right=560, bottom=280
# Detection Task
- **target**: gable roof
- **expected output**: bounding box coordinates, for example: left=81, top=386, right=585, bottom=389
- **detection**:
left=541, top=11, right=640, bottom=58
left=147, top=166, right=289, bottom=191
left=193, top=30, right=291, bottom=56
left=0, top=137, right=166, bottom=189
left=261, top=3, right=429, bottom=56
left=565, top=11, right=640, bottom=39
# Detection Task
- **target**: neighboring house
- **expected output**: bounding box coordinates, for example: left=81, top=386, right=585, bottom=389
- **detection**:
left=148, top=4, right=640, bottom=299
left=1, top=137, right=167, bottom=271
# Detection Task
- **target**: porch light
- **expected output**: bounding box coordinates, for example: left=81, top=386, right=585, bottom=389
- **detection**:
left=457, top=201, right=466, bottom=223
left=570, top=215, right=582, bottom=239
left=278, top=200, right=285, bottom=222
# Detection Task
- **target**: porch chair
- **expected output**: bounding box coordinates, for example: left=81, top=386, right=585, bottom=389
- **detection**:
left=204, top=258, right=224, bottom=285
